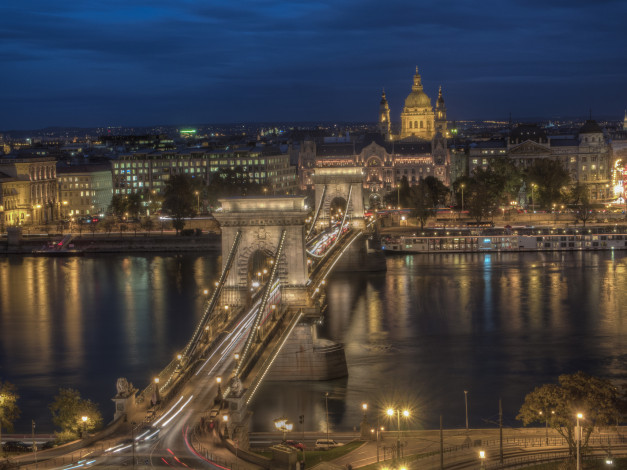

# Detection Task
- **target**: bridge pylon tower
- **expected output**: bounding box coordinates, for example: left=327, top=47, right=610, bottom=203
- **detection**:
left=312, top=167, right=366, bottom=232
left=213, top=196, right=311, bottom=308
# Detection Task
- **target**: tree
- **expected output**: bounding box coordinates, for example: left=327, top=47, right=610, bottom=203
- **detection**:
left=488, top=159, right=523, bottom=207
left=49, top=388, right=102, bottom=442
left=126, top=193, right=142, bottom=219
left=517, top=372, right=625, bottom=464
left=101, top=217, right=115, bottom=236
left=525, top=159, right=572, bottom=209
left=142, top=217, right=155, bottom=235
left=162, top=175, right=197, bottom=234
left=410, top=182, right=434, bottom=229
left=0, top=380, right=21, bottom=445
left=384, top=176, right=412, bottom=208
left=109, top=194, right=128, bottom=219
left=422, top=176, right=449, bottom=208
left=206, top=167, right=265, bottom=208
left=466, top=168, right=499, bottom=223
left=569, top=182, right=594, bottom=227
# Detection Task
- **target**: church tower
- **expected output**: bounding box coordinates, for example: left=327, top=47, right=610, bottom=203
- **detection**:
left=435, top=86, right=448, bottom=136
left=378, top=89, right=391, bottom=138
left=400, top=67, right=435, bottom=140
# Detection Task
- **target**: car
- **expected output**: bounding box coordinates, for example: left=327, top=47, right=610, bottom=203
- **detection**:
left=284, top=440, right=305, bottom=451
left=314, top=439, right=342, bottom=450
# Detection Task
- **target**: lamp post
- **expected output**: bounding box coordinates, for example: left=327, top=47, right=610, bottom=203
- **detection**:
left=32, top=419, right=37, bottom=467
left=531, top=184, right=536, bottom=213
left=223, top=414, right=229, bottom=439
left=387, top=407, right=409, bottom=460
left=194, top=191, right=199, bottom=213
left=479, top=450, right=486, bottom=469
left=153, top=377, right=160, bottom=405
left=81, top=416, right=88, bottom=438
left=325, top=392, right=329, bottom=444
left=460, top=183, right=465, bottom=217
left=464, top=390, right=469, bottom=432
left=577, top=413, right=583, bottom=470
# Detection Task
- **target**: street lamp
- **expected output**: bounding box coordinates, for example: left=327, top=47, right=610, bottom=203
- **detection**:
left=362, top=403, right=368, bottom=419
left=479, top=450, right=486, bottom=469
left=223, top=414, right=229, bottom=439
left=387, top=407, right=409, bottom=459
left=194, top=191, right=199, bottom=213
left=531, top=183, right=537, bottom=213
left=273, top=417, right=293, bottom=441
left=577, top=413, right=584, bottom=470
left=81, top=415, right=88, bottom=438
left=153, top=377, right=161, bottom=405
left=460, top=183, right=465, bottom=217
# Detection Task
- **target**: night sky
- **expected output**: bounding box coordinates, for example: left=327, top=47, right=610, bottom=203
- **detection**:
left=1, top=0, right=626, bottom=130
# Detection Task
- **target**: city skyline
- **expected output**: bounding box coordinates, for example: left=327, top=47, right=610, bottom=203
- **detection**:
left=1, top=0, right=626, bottom=130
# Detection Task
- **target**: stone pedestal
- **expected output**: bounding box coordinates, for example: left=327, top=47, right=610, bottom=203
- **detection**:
left=266, top=322, right=347, bottom=380
left=112, top=393, right=137, bottom=422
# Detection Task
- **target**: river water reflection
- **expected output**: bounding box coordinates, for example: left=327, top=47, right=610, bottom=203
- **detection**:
left=1, top=251, right=626, bottom=433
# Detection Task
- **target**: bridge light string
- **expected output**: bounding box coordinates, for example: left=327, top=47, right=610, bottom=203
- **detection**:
left=235, top=229, right=287, bottom=379
left=306, top=184, right=327, bottom=241
left=245, top=309, right=304, bottom=406
left=182, top=230, right=242, bottom=360
left=311, top=232, right=363, bottom=299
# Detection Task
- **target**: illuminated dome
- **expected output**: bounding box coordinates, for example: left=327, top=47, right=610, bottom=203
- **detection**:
left=404, top=67, right=432, bottom=109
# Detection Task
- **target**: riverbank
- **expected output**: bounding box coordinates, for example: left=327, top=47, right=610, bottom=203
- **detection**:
left=0, top=231, right=221, bottom=254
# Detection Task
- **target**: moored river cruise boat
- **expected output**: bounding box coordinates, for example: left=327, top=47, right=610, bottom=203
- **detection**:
left=380, top=226, right=627, bottom=253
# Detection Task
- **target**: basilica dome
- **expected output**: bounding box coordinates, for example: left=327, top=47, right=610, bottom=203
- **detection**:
left=404, top=89, right=432, bottom=109
left=404, top=67, right=432, bottom=109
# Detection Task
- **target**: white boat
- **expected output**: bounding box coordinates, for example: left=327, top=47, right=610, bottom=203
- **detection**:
left=380, top=227, right=627, bottom=253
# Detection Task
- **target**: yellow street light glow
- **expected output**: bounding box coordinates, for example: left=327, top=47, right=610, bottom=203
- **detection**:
left=154, top=377, right=159, bottom=384
left=203, top=289, right=208, bottom=295
left=216, top=377, right=222, bottom=384
left=403, top=410, right=409, bottom=417
left=387, top=408, right=394, bottom=416
left=223, top=414, right=228, bottom=422
left=362, top=403, right=368, bottom=411
left=479, top=450, right=486, bottom=459
left=82, top=416, right=88, bottom=422
left=177, top=354, right=182, bottom=360
left=577, top=413, right=583, bottom=419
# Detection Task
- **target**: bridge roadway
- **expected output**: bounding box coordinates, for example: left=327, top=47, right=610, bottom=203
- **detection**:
left=15, top=226, right=363, bottom=469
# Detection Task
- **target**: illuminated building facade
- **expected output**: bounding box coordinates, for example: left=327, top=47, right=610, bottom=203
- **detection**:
left=298, top=134, right=450, bottom=200
left=0, top=157, right=58, bottom=226
left=112, top=147, right=297, bottom=196
left=57, top=165, right=113, bottom=218
left=468, top=121, right=614, bottom=202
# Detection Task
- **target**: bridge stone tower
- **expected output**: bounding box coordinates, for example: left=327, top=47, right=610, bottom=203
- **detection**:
left=313, top=167, right=365, bottom=231
left=213, top=196, right=310, bottom=308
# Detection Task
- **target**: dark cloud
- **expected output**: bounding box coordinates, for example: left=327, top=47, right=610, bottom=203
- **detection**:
left=1, top=0, right=626, bottom=128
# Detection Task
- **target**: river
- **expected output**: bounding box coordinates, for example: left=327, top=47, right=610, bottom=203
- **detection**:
left=1, top=251, right=626, bottom=434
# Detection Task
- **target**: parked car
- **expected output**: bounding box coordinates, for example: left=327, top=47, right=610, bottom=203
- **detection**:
left=284, top=440, right=305, bottom=451
left=314, top=439, right=342, bottom=450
